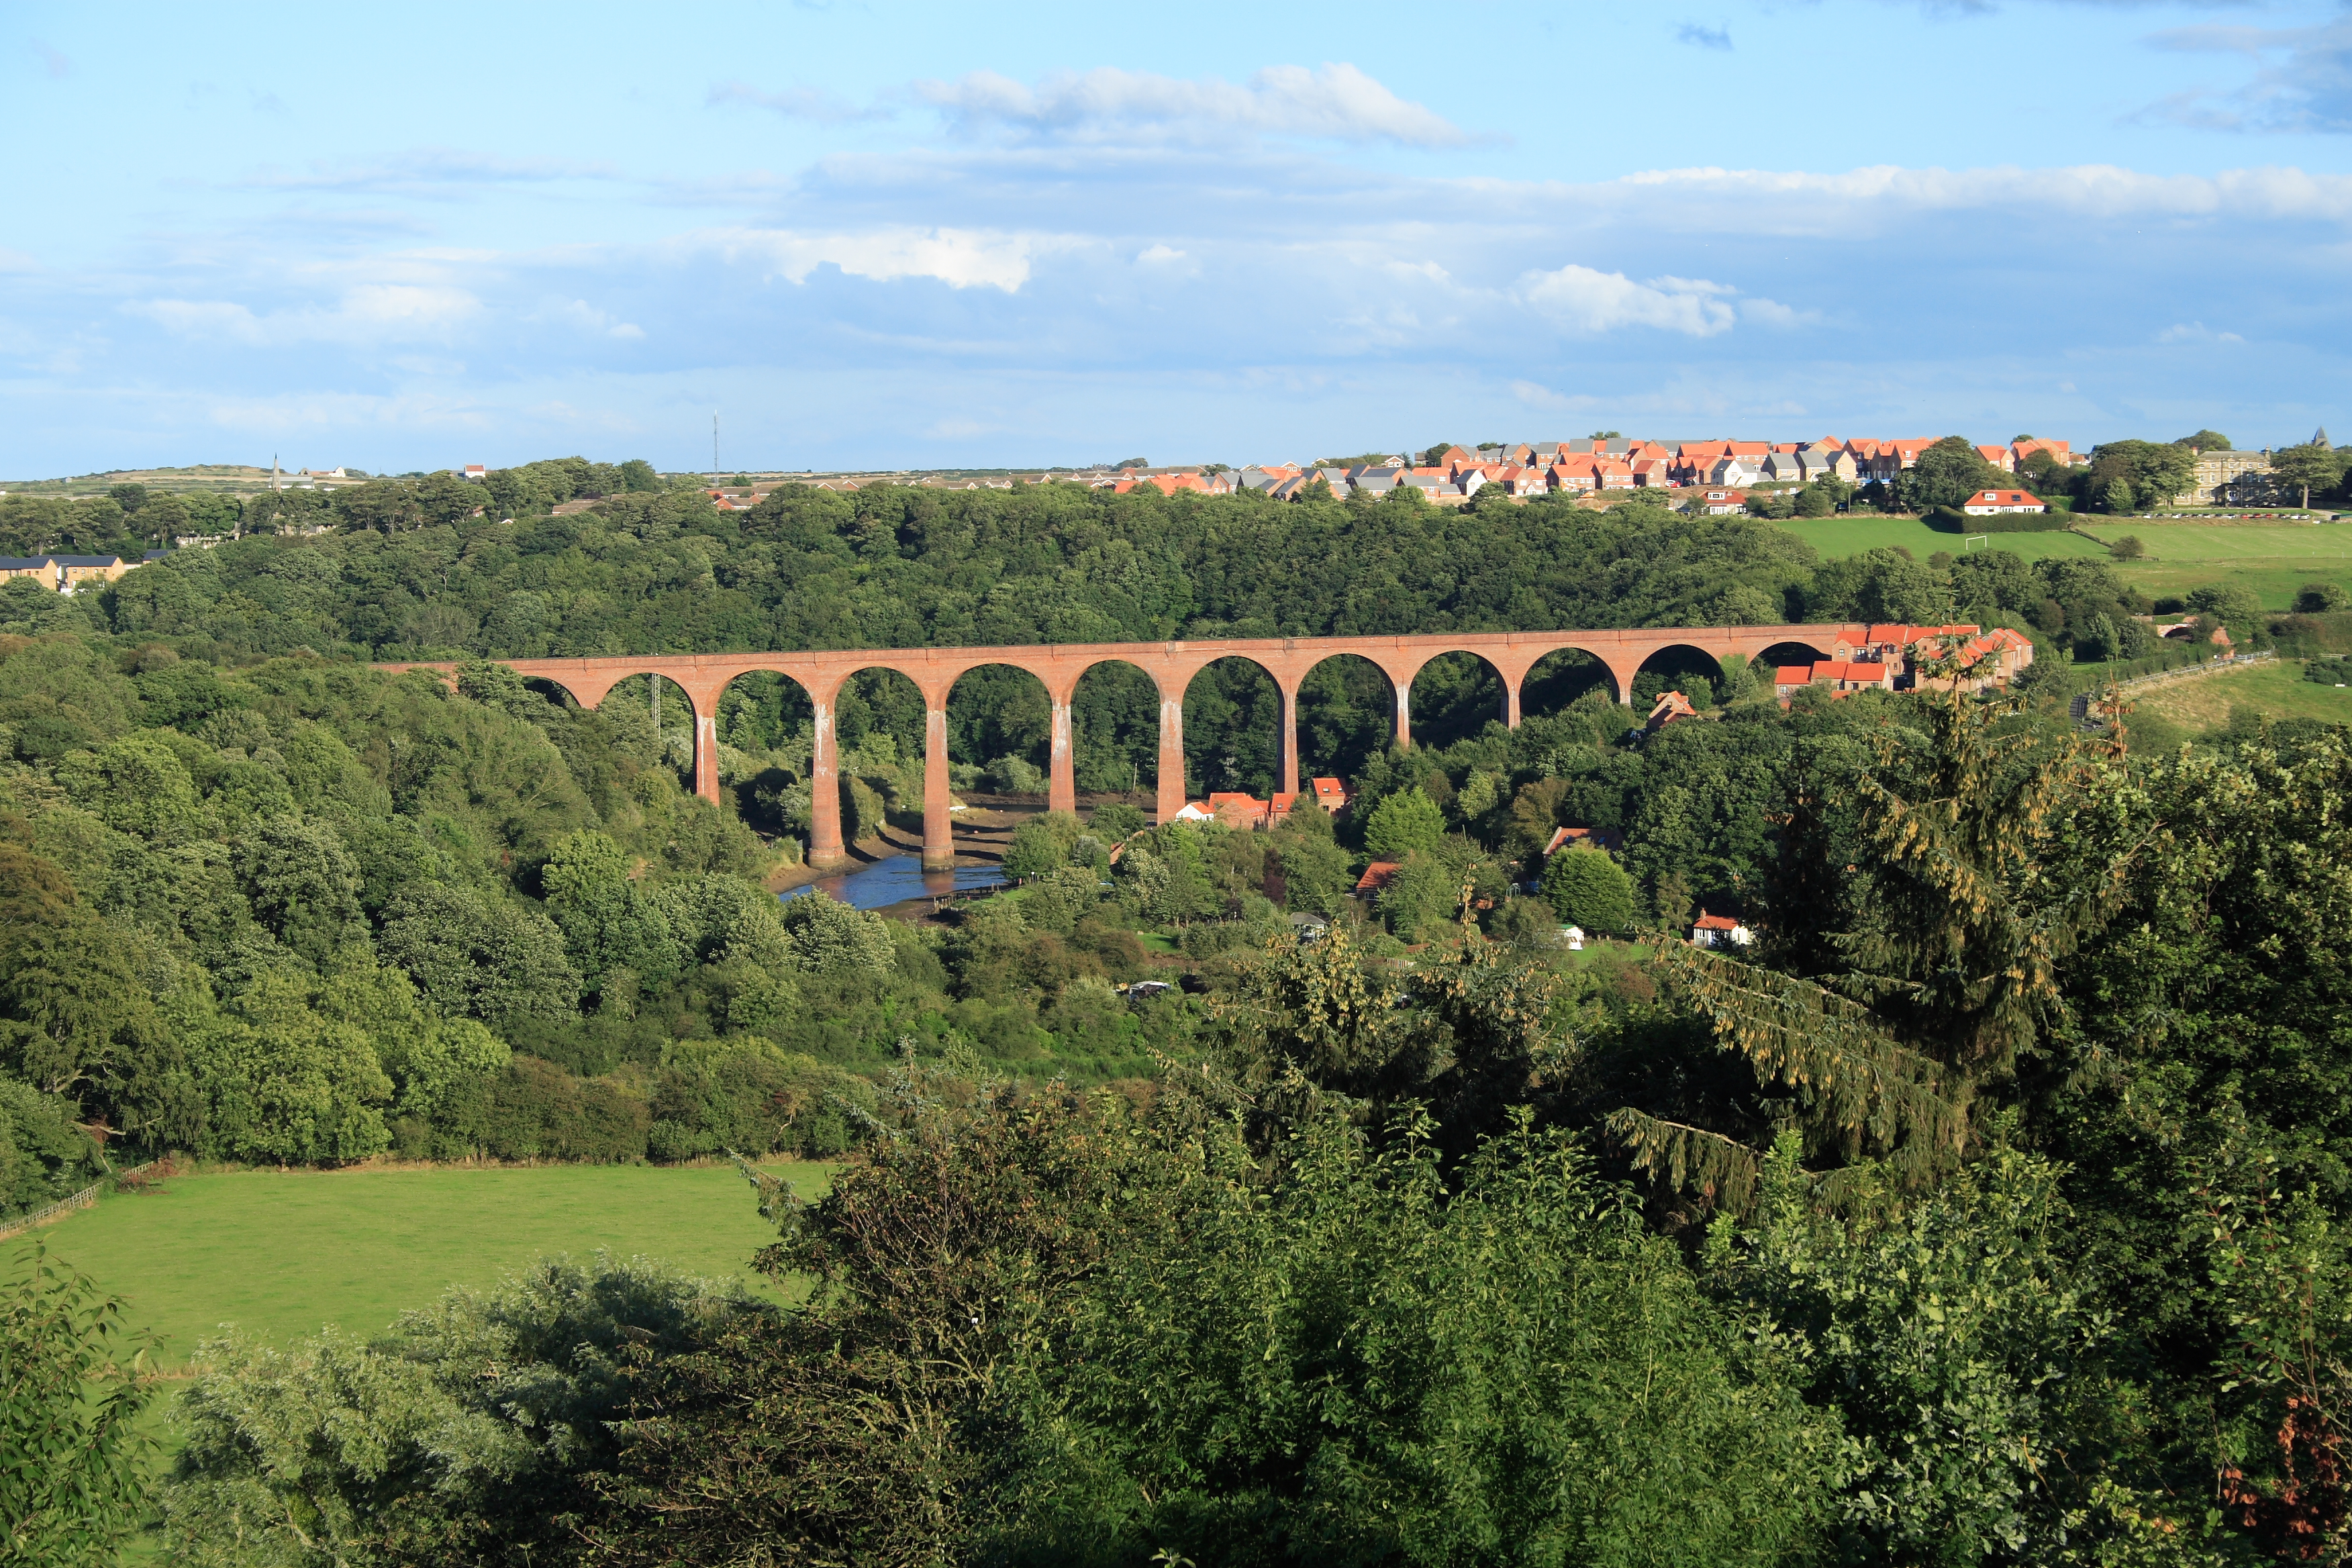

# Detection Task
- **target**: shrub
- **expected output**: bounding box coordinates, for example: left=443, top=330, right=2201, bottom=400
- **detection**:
left=2306, top=656, right=2352, bottom=687
left=778, top=891, right=895, bottom=976
left=1089, top=801, right=1147, bottom=840
left=1544, top=847, right=1637, bottom=934
left=985, top=754, right=1045, bottom=794
left=1, top=1245, right=156, bottom=1566
left=0, top=1077, right=103, bottom=1216
left=164, top=1257, right=757, bottom=1567
left=1363, top=787, right=1446, bottom=862
left=479, top=1057, right=650, bottom=1163
left=2296, top=582, right=2349, bottom=613
left=1002, top=819, right=1067, bottom=881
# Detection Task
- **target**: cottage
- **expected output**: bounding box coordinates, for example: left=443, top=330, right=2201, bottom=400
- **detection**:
left=461, top=464, right=487, bottom=481
left=1355, top=861, right=1402, bottom=895
left=1645, top=690, right=1700, bottom=730
left=1689, top=909, right=1754, bottom=948
left=1961, top=489, right=2045, bottom=516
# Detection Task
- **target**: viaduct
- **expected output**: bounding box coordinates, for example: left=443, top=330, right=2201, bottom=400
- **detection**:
left=377, top=623, right=1867, bottom=871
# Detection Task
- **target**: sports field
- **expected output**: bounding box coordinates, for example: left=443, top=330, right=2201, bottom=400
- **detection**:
left=1775, top=516, right=2352, bottom=611
left=13, top=1161, right=836, bottom=1369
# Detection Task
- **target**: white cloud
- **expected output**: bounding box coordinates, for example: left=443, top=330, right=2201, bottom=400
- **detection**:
left=1510, top=379, right=1600, bottom=411
left=915, top=63, right=1471, bottom=147
left=1137, top=244, right=1187, bottom=264
left=126, top=285, right=482, bottom=345
left=2145, top=19, right=2352, bottom=135
left=543, top=299, right=646, bottom=339
left=707, top=226, right=1069, bottom=293
left=1514, top=264, right=1738, bottom=336
left=1738, top=297, right=1816, bottom=328
left=1615, top=161, right=2352, bottom=223
left=2157, top=321, right=2246, bottom=343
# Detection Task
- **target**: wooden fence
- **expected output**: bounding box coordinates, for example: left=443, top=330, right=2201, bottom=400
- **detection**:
left=0, top=1159, right=163, bottom=1242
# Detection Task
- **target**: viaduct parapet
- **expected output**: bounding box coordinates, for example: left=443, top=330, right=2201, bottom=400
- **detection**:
left=377, top=624, right=1864, bottom=869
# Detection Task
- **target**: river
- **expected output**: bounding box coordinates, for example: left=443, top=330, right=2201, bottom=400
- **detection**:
left=779, top=854, right=1008, bottom=912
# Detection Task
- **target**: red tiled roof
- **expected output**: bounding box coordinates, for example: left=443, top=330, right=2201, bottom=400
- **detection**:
left=1693, top=913, right=1741, bottom=932
left=1356, top=861, right=1402, bottom=893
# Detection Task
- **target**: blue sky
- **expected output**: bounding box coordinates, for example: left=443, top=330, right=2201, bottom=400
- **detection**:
left=3, top=0, right=2349, bottom=475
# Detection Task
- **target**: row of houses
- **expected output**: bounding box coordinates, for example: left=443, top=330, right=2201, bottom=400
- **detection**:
left=1081, top=436, right=2083, bottom=509
left=1169, top=776, right=1353, bottom=830
left=1773, top=624, right=2035, bottom=702
left=0, top=553, right=144, bottom=595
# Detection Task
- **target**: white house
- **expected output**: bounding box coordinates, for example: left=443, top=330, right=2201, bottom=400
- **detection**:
left=1961, top=489, right=2047, bottom=516
left=1690, top=910, right=1755, bottom=948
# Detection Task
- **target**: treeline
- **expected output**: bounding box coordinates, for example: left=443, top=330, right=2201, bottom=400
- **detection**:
left=79, top=695, right=2352, bottom=1565
left=0, top=460, right=2208, bottom=803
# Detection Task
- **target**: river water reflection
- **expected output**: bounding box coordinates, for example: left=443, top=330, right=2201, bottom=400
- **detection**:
left=779, top=855, right=1008, bottom=912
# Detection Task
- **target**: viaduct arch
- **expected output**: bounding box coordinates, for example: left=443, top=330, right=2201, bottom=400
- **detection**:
left=379, top=624, right=1872, bottom=870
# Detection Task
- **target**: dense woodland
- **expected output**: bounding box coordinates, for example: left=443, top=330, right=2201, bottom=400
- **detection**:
left=9, top=460, right=2352, bottom=1565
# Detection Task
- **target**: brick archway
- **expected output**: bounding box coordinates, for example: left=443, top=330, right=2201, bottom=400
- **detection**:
left=377, top=623, right=1877, bottom=867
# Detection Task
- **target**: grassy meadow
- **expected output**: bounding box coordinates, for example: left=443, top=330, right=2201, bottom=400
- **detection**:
left=2123, top=659, right=2352, bottom=746
left=1777, top=516, right=2352, bottom=612
left=13, top=1161, right=836, bottom=1370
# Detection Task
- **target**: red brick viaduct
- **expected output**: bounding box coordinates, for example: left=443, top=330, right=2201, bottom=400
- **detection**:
left=377, top=624, right=1864, bottom=870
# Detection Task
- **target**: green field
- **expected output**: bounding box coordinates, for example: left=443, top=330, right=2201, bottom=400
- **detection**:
left=1773, top=516, right=2114, bottom=566
left=2124, top=658, right=2352, bottom=742
left=14, top=1162, right=836, bottom=1369
left=1775, top=516, right=2352, bottom=613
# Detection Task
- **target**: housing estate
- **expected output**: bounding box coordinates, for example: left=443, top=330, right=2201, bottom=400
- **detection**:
left=1083, top=436, right=2086, bottom=509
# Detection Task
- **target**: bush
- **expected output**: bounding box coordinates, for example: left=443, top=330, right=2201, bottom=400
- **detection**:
left=2297, top=582, right=2349, bottom=613
left=1002, top=818, right=1067, bottom=881
left=1, top=1245, right=156, bottom=1566
left=648, top=1038, right=869, bottom=1160
left=984, top=754, right=1044, bottom=794
left=0, top=1077, right=103, bottom=1216
left=1545, top=847, right=1638, bottom=933
left=479, top=1056, right=650, bottom=1163
left=1089, top=801, right=1147, bottom=840
left=164, top=1257, right=757, bottom=1567
left=2306, top=656, right=2352, bottom=686
left=1363, top=787, right=1446, bottom=862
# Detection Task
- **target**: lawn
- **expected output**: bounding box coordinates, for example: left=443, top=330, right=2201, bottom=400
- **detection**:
left=1775, top=516, right=2352, bottom=613
left=2124, top=658, right=2352, bottom=742
left=13, top=1161, right=836, bottom=1369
